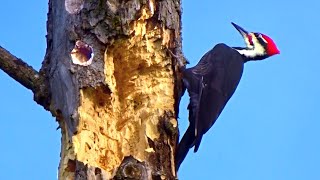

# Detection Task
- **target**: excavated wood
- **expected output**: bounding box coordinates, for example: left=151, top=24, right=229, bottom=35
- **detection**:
left=0, top=0, right=184, bottom=179
left=43, top=0, right=183, bottom=179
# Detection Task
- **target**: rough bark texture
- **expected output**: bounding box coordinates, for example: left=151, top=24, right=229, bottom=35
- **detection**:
left=0, top=46, right=40, bottom=92
left=0, top=46, right=49, bottom=108
left=41, top=0, right=183, bottom=179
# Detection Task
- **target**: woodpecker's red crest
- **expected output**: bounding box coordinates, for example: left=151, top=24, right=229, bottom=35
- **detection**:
left=259, top=33, right=280, bottom=56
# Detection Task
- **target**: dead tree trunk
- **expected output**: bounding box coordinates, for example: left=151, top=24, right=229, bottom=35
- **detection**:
left=0, top=0, right=184, bottom=179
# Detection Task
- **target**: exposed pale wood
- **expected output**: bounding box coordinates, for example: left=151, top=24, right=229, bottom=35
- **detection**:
left=43, top=0, right=184, bottom=179
left=0, top=0, right=184, bottom=179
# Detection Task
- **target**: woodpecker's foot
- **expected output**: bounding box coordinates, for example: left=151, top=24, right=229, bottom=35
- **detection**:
left=167, top=49, right=189, bottom=69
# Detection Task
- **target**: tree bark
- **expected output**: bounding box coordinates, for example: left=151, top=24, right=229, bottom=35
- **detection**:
left=41, top=0, right=183, bottom=179
left=0, top=46, right=49, bottom=108
left=0, top=0, right=183, bottom=179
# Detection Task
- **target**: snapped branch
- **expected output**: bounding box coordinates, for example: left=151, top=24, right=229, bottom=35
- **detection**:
left=0, top=45, right=41, bottom=92
left=0, top=45, right=49, bottom=108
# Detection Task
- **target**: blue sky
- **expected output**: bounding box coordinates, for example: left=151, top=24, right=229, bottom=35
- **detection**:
left=0, top=1, right=319, bottom=180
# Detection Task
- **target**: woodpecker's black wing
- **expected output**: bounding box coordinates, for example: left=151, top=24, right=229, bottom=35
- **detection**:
left=176, top=43, right=244, bottom=170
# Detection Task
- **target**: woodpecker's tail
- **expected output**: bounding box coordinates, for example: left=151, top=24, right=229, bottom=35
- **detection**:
left=193, top=135, right=203, bottom=153
left=175, top=126, right=194, bottom=171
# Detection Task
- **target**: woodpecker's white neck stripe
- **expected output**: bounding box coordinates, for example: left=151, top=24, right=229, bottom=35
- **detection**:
left=233, top=48, right=258, bottom=58
left=233, top=42, right=266, bottom=59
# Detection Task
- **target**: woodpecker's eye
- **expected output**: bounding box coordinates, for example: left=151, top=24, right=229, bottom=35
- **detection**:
left=259, top=34, right=268, bottom=43
left=254, top=33, right=260, bottom=37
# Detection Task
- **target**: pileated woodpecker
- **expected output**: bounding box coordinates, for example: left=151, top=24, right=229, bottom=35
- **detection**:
left=176, top=22, right=280, bottom=170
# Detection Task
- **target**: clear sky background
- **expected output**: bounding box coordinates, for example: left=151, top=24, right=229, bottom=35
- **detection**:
left=0, top=1, right=319, bottom=180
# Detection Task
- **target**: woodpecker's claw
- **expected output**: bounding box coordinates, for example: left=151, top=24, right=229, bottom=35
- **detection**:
left=166, top=48, right=189, bottom=70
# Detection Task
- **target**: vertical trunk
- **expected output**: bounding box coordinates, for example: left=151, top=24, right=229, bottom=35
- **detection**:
left=42, top=0, right=183, bottom=179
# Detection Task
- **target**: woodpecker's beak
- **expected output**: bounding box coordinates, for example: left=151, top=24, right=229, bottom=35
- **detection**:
left=231, top=22, right=249, bottom=38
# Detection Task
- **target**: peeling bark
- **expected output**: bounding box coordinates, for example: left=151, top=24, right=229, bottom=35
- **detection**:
left=0, top=0, right=184, bottom=179
left=42, top=0, right=183, bottom=179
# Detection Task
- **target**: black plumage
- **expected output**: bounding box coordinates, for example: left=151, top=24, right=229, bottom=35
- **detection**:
left=176, top=43, right=245, bottom=170
left=175, top=22, right=280, bottom=171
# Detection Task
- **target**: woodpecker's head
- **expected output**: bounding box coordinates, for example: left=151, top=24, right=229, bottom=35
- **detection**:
left=231, top=22, right=280, bottom=60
